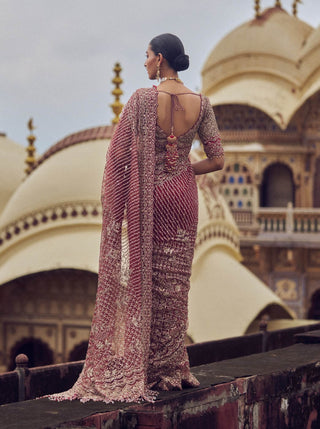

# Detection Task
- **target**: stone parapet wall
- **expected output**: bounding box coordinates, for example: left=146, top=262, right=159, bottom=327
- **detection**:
left=2, top=342, right=320, bottom=428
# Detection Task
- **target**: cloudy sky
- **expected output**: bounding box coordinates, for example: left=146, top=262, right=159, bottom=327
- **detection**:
left=1, top=0, right=320, bottom=153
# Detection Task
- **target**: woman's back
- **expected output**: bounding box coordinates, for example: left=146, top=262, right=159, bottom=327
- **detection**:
left=156, top=83, right=201, bottom=138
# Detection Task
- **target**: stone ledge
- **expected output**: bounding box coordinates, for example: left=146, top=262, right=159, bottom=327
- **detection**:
left=1, top=343, right=320, bottom=428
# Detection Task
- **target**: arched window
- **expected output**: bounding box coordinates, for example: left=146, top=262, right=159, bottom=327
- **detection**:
left=260, top=163, right=295, bottom=207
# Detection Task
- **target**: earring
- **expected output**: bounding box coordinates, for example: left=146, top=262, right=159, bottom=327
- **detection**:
left=156, top=64, right=160, bottom=82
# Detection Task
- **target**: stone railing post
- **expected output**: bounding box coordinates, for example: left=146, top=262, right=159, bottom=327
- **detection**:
left=259, top=316, right=269, bottom=353
left=15, top=354, right=29, bottom=401
left=286, top=202, right=293, bottom=233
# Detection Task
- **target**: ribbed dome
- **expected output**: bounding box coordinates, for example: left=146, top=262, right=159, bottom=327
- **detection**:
left=0, top=128, right=113, bottom=230
left=0, top=134, right=25, bottom=215
left=300, top=24, right=320, bottom=59
left=203, top=8, right=312, bottom=74
left=202, top=7, right=318, bottom=129
left=0, top=126, right=114, bottom=284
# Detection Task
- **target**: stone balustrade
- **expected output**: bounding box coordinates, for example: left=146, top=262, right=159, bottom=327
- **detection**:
left=232, top=205, right=320, bottom=234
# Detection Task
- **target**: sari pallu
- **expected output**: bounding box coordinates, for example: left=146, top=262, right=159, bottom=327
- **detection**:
left=48, top=87, right=159, bottom=403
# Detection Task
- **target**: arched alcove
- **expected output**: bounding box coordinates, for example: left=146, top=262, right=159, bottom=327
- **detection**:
left=68, top=341, right=88, bottom=362
left=308, top=290, right=320, bottom=320
left=213, top=104, right=290, bottom=132
left=260, top=163, right=295, bottom=207
left=0, top=269, right=98, bottom=369
left=8, top=337, right=53, bottom=371
left=245, top=303, right=294, bottom=334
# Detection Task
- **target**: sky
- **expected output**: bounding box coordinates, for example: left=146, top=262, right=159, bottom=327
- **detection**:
left=1, top=0, right=320, bottom=154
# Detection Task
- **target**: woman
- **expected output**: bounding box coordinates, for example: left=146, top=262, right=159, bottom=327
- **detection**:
left=49, top=33, right=224, bottom=404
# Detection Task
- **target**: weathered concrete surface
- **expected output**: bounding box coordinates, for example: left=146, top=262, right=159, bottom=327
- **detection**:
left=1, top=343, right=320, bottom=428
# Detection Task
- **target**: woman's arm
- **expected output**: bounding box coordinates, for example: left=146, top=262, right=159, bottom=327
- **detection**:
left=193, top=96, right=224, bottom=175
left=192, top=156, right=224, bottom=175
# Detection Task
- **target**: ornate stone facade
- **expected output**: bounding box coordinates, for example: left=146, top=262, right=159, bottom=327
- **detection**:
left=0, top=269, right=96, bottom=372
left=212, top=96, right=320, bottom=318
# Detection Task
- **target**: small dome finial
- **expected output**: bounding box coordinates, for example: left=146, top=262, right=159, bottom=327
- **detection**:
left=110, top=62, right=123, bottom=124
left=275, top=0, right=282, bottom=7
left=254, top=0, right=261, bottom=18
left=25, top=118, right=37, bottom=175
left=292, top=0, right=302, bottom=16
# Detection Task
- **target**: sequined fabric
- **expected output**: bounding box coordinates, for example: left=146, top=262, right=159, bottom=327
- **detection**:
left=47, top=88, right=223, bottom=404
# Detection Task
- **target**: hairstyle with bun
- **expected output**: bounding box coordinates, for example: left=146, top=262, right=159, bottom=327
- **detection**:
left=150, top=33, right=189, bottom=72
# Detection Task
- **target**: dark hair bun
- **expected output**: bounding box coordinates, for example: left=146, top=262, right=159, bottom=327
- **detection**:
left=150, top=34, right=189, bottom=72
left=173, top=54, right=189, bottom=71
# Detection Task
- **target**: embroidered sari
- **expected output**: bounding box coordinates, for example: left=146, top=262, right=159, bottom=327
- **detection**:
left=48, top=86, right=223, bottom=403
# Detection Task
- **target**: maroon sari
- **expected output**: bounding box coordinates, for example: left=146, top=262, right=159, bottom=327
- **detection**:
left=48, top=86, right=223, bottom=403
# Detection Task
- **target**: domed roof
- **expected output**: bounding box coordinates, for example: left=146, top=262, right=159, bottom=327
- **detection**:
left=300, top=24, right=320, bottom=59
left=295, top=25, right=320, bottom=106
left=0, top=126, right=114, bottom=283
left=189, top=249, right=293, bottom=341
left=202, top=7, right=319, bottom=129
left=0, top=133, right=25, bottom=215
left=0, top=126, right=114, bottom=230
left=203, top=7, right=312, bottom=72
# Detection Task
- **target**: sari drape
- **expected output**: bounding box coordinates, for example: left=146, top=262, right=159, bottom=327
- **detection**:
left=49, top=87, right=159, bottom=403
